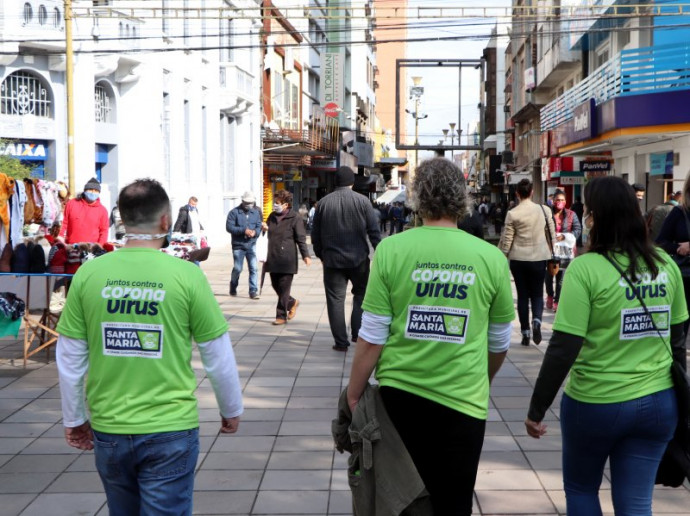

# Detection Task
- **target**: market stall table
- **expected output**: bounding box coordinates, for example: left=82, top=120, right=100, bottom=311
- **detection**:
left=0, top=272, right=73, bottom=367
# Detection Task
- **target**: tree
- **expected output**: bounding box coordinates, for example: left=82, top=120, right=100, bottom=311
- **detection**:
left=0, top=140, right=34, bottom=180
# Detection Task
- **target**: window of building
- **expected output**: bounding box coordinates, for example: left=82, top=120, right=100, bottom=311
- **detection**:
left=38, top=5, right=47, bottom=25
left=53, top=7, right=60, bottom=28
left=23, top=3, right=33, bottom=24
left=94, top=82, right=113, bottom=123
left=594, top=40, right=610, bottom=70
left=1, top=71, right=51, bottom=117
left=618, top=24, right=631, bottom=50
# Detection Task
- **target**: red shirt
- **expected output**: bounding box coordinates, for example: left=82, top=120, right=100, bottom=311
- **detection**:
left=58, top=197, right=109, bottom=245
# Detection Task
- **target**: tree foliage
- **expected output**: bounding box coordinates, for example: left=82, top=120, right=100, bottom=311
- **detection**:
left=0, top=140, right=34, bottom=180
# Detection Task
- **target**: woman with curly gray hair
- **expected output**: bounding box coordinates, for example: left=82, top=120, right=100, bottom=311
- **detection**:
left=346, top=157, right=515, bottom=515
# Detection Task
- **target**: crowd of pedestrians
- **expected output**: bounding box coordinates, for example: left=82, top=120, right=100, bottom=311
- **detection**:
left=52, top=161, right=690, bottom=515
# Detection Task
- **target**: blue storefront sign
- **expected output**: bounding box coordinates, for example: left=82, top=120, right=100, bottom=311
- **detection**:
left=571, top=99, right=597, bottom=143
left=649, top=152, right=673, bottom=176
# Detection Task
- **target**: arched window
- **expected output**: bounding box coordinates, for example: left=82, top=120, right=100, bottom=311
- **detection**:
left=23, top=2, right=33, bottom=24
left=0, top=71, right=52, bottom=117
left=38, top=5, right=47, bottom=25
left=94, top=81, right=114, bottom=123
left=53, top=7, right=61, bottom=28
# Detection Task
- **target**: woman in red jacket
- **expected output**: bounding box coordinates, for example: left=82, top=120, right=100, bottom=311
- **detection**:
left=58, top=178, right=109, bottom=245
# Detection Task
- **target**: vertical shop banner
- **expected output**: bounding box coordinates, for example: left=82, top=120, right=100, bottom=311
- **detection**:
left=649, top=152, right=674, bottom=176
left=320, top=52, right=344, bottom=109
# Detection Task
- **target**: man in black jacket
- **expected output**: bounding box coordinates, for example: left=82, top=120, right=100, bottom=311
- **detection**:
left=173, top=196, right=204, bottom=235
left=312, top=167, right=381, bottom=351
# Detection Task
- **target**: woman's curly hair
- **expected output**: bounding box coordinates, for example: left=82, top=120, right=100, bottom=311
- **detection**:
left=274, top=189, right=293, bottom=206
left=411, top=157, right=469, bottom=222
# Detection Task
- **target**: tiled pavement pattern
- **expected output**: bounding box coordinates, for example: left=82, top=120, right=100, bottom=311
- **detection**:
left=0, top=243, right=688, bottom=515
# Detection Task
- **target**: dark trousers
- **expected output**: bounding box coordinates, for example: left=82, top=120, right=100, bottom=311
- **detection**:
left=270, top=273, right=296, bottom=320
left=510, top=260, right=547, bottom=331
left=684, top=277, right=690, bottom=335
left=379, top=218, right=387, bottom=233
left=381, top=387, right=485, bottom=516
left=545, top=268, right=565, bottom=302
left=323, top=260, right=369, bottom=348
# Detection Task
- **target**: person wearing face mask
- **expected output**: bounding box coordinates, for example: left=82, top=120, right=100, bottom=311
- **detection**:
left=226, top=192, right=264, bottom=299
left=56, top=178, right=243, bottom=515
left=264, top=189, right=311, bottom=325
left=545, top=190, right=581, bottom=311
left=173, top=196, right=204, bottom=237
left=58, top=177, right=109, bottom=245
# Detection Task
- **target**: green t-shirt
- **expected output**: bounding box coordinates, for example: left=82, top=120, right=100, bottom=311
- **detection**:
left=57, top=248, right=228, bottom=434
left=554, top=251, right=689, bottom=404
left=362, top=226, right=515, bottom=419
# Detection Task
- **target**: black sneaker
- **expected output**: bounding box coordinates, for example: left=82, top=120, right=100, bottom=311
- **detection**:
left=521, top=334, right=530, bottom=346
left=250, top=292, right=260, bottom=300
left=332, top=344, right=349, bottom=352
left=532, top=321, right=542, bottom=345
left=229, top=289, right=237, bottom=297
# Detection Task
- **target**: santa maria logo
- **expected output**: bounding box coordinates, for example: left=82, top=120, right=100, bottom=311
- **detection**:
left=405, top=305, right=470, bottom=344
left=101, top=322, right=164, bottom=358
left=619, top=306, right=670, bottom=340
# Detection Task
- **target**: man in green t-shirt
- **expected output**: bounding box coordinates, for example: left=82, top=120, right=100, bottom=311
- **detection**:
left=57, top=179, right=243, bottom=516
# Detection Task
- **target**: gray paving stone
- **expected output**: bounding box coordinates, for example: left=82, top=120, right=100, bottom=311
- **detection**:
left=0, top=472, right=59, bottom=493
left=0, top=453, right=75, bottom=473
left=200, top=451, right=270, bottom=470
left=195, top=470, right=263, bottom=491
left=209, top=435, right=275, bottom=453
left=267, top=451, right=333, bottom=470
left=279, top=421, right=332, bottom=436
left=274, top=436, right=334, bottom=452
left=253, top=491, right=329, bottom=514
left=0, top=422, right=52, bottom=438
left=192, top=490, right=256, bottom=514
left=0, top=437, right=33, bottom=454
left=0, top=493, right=35, bottom=516
left=477, top=489, right=557, bottom=514
left=19, top=492, right=106, bottom=516
left=260, top=470, right=331, bottom=490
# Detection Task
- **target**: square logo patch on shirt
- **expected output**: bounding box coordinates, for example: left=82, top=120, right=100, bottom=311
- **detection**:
left=405, top=305, right=470, bottom=344
left=620, top=306, right=670, bottom=340
left=101, top=322, right=164, bottom=358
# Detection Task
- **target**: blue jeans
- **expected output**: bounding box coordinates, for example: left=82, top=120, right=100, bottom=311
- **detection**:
left=231, top=247, right=258, bottom=294
left=561, top=389, right=677, bottom=516
left=93, top=428, right=200, bottom=516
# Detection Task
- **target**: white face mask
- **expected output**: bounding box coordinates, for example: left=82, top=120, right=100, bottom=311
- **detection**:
left=273, top=203, right=284, bottom=214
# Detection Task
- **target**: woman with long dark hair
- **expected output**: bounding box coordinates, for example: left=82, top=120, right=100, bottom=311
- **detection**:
left=525, top=176, right=687, bottom=515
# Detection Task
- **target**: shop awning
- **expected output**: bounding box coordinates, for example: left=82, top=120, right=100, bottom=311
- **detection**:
left=375, top=188, right=407, bottom=205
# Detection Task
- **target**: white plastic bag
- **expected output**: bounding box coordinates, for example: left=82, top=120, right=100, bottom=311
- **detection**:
left=255, top=231, right=268, bottom=262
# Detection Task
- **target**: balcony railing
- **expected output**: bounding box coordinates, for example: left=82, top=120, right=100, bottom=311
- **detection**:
left=219, top=63, right=254, bottom=99
left=540, top=42, right=690, bottom=131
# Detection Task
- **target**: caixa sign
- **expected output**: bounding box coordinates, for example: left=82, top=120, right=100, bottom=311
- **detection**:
left=0, top=140, right=48, bottom=161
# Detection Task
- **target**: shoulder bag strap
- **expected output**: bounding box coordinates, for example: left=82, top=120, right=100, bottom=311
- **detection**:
left=603, top=254, right=672, bottom=361
left=541, top=205, right=554, bottom=251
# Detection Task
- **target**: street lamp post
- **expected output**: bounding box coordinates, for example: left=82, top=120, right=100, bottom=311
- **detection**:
left=407, top=76, right=426, bottom=168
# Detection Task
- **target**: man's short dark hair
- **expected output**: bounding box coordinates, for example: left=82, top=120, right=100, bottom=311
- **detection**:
left=632, top=183, right=645, bottom=193
left=516, top=179, right=533, bottom=199
left=119, top=179, right=170, bottom=227
left=189, top=196, right=198, bottom=203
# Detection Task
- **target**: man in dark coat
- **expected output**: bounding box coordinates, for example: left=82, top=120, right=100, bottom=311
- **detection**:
left=226, top=192, right=264, bottom=299
left=173, top=196, right=204, bottom=234
left=312, top=166, right=381, bottom=351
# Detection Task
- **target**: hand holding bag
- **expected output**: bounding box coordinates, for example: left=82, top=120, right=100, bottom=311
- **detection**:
left=605, top=255, right=690, bottom=487
left=541, top=206, right=560, bottom=276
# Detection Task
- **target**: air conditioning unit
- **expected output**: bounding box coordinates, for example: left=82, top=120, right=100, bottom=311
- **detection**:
left=501, top=150, right=514, bottom=164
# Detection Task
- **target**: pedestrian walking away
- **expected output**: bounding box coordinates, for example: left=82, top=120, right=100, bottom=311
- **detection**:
left=311, top=166, right=381, bottom=351
left=499, top=179, right=556, bottom=346
left=264, top=189, right=311, bottom=325
left=56, top=178, right=243, bottom=516
left=226, top=191, right=263, bottom=298
left=526, top=175, right=687, bottom=516
left=347, top=157, right=514, bottom=515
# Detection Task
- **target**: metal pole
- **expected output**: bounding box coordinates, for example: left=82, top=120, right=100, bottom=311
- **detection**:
left=414, top=97, right=419, bottom=169
left=64, top=0, right=76, bottom=196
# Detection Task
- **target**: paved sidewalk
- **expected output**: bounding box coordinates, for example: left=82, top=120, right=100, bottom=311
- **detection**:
left=0, top=244, right=688, bottom=515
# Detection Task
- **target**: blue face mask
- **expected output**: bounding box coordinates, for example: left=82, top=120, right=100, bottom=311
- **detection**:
left=84, top=192, right=99, bottom=203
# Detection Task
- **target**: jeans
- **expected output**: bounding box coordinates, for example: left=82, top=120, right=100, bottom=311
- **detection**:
left=230, top=247, right=258, bottom=294
left=92, top=428, right=200, bottom=516
left=323, top=261, right=370, bottom=347
left=545, top=268, right=564, bottom=302
left=381, top=387, right=485, bottom=516
left=561, top=389, right=677, bottom=516
left=510, top=260, right=547, bottom=331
